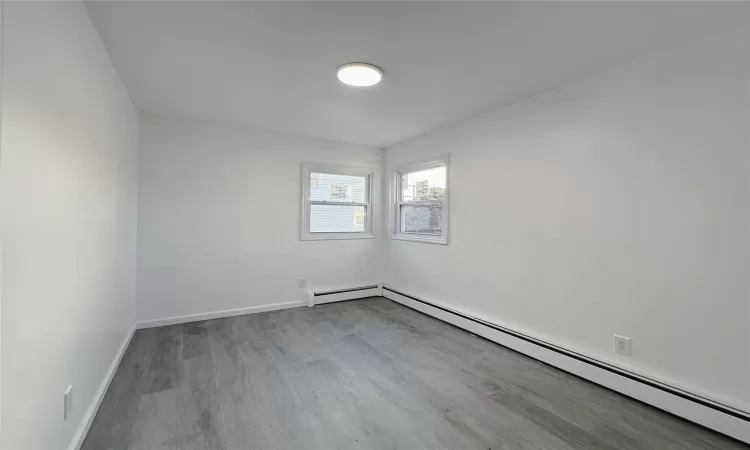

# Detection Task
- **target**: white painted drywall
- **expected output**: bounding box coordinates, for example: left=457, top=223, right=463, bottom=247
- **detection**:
left=0, top=3, right=139, bottom=449
left=383, top=24, right=750, bottom=412
left=136, top=116, right=380, bottom=323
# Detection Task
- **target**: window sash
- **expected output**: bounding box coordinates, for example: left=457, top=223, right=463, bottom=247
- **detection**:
left=396, top=199, right=443, bottom=207
left=310, top=200, right=370, bottom=207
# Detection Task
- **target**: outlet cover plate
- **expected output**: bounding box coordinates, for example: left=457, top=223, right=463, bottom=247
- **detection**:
left=614, top=335, right=631, bottom=356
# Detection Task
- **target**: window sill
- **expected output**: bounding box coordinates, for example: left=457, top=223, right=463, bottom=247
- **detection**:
left=301, top=233, right=375, bottom=241
left=392, top=234, right=448, bottom=245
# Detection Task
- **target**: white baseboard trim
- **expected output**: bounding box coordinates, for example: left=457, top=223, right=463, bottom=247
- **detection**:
left=68, top=324, right=136, bottom=450
left=137, top=285, right=382, bottom=329
left=382, top=286, right=750, bottom=444
left=308, top=284, right=382, bottom=307
left=136, top=300, right=308, bottom=329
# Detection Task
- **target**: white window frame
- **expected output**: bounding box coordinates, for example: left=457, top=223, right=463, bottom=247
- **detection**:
left=392, top=155, right=449, bottom=245
left=301, top=162, right=377, bottom=241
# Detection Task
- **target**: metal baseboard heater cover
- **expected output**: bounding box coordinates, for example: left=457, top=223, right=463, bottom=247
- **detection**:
left=308, top=284, right=381, bottom=307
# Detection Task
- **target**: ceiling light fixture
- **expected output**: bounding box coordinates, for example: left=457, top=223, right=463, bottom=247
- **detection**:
left=336, top=63, right=383, bottom=87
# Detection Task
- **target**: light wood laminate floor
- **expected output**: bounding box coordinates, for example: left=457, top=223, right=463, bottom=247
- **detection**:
left=82, top=297, right=745, bottom=449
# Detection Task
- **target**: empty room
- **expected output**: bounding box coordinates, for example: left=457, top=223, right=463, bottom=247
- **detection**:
left=1, top=1, right=749, bottom=449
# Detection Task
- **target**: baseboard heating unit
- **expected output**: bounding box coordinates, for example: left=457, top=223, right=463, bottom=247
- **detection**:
left=381, top=285, right=750, bottom=444
left=308, top=284, right=382, bottom=307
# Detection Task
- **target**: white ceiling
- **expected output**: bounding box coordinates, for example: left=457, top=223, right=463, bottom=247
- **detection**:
left=86, top=2, right=749, bottom=147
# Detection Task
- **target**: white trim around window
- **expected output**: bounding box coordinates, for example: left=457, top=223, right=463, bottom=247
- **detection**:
left=301, top=162, right=377, bottom=241
left=392, top=155, right=449, bottom=245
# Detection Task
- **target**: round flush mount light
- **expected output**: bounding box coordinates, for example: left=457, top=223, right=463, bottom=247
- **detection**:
left=336, top=63, right=383, bottom=87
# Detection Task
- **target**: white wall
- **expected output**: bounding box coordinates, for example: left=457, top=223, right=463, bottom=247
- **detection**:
left=383, top=24, right=750, bottom=412
left=136, top=116, right=380, bottom=323
left=0, top=3, right=139, bottom=449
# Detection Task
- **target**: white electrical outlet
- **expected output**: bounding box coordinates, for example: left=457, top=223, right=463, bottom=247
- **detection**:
left=614, top=335, right=631, bottom=356
left=298, top=278, right=308, bottom=288
left=64, top=385, right=73, bottom=420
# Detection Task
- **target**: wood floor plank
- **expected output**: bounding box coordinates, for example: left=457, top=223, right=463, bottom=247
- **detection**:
left=81, top=328, right=160, bottom=450
left=82, top=298, right=747, bottom=450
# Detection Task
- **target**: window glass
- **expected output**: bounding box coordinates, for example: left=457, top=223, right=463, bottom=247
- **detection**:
left=310, top=172, right=366, bottom=203
left=311, top=204, right=366, bottom=233
left=400, top=204, right=442, bottom=235
left=402, top=166, right=446, bottom=202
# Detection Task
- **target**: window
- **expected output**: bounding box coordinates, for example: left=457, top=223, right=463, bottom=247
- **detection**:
left=393, top=156, right=449, bottom=244
left=301, top=162, right=376, bottom=240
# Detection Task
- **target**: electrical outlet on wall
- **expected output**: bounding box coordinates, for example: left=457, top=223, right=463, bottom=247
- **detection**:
left=299, top=278, right=308, bottom=288
left=614, top=335, right=631, bottom=356
left=64, top=385, right=73, bottom=420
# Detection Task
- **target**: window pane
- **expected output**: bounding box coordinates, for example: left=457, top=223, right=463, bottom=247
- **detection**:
left=310, top=172, right=366, bottom=202
left=400, top=203, right=442, bottom=235
left=311, top=204, right=367, bottom=233
left=402, top=166, right=446, bottom=202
